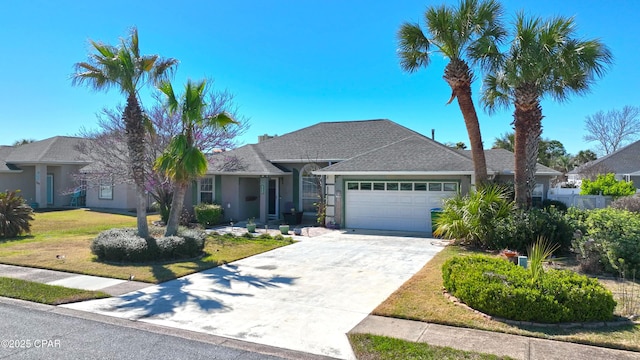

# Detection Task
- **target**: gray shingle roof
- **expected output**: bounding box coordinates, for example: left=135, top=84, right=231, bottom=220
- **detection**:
left=6, top=136, right=91, bottom=165
left=207, top=144, right=288, bottom=175
left=255, top=119, right=420, bottom=161
left=0, top=146, right=20, bottom=172
left=315, top=135, right=476, bottom=173
left=481, top=148, right=562, bottom=176
left=569, top=140, right=640, bottom=175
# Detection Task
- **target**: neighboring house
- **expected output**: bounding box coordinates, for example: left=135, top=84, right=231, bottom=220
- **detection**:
left=568, top=139, right=640, bottom=187
left=0, top=120, right=561, bottom=232
left=0, top=137, right=90, bottom=208
left=194, top=119, right=560, bottom=232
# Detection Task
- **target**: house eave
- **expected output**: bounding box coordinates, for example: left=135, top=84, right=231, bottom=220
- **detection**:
left=312, top=170, right=475, bottom=176
left=206, top=171, right=292, bottom=176
left=269, top=159, right=345, bottom=164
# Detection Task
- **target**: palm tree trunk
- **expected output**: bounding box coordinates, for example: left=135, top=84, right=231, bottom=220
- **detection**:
left=165, top=181, right=187, bottom=236
left=445, top=59, right=488, bottom=186
left=455, top=86, right=489, bottom=186
left=123, top=93, right=149, bottom=238
left=525, top=110, right=542, bottom=207
left=513, top=107, right=528, bottom=208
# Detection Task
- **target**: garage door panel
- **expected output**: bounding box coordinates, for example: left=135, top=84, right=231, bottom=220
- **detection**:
left=345, top=181, right=457, bottom=232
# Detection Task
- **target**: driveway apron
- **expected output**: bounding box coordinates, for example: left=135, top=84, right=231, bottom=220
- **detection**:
left=63, top=231, right=445, bottom=359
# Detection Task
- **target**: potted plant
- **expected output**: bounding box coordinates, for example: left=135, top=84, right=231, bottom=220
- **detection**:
left=246, top=217, right=256, bottom=233
left=282, top=207, right=304, bottom=225
left=279, top=224, right=290, bottom=235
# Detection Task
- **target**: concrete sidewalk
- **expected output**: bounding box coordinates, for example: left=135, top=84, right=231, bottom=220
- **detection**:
left=0, top=263, right=151, bottom=296
left=351, top=315, right=640, bottom=360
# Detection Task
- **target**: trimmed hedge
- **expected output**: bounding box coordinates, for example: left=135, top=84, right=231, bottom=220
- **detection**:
left=91, top=228, right=206, bottom=263
left=442, top=255, right=616, bottom=323
left=194, top=203, right=223, bottom=227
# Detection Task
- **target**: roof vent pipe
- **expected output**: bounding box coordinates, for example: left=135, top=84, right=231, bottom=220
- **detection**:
left=431, top=129, right=435, bottom=140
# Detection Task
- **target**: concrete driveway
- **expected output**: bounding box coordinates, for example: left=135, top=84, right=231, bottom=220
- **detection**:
left=63, top=230, right=445, bottom=359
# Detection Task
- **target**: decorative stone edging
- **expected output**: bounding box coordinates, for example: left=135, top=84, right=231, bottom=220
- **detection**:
left=443, top=290, right=638, bottom=329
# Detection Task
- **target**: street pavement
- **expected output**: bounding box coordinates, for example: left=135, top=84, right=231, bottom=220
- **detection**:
left=0, top=297, right=328, bottom=360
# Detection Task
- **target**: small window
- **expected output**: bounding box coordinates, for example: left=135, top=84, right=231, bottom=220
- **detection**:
left=200, top=178, right=214, bottom=204
left=99, top=177, right=113, bottom=200
left=414, top=183, right=427, bottom=191
left=386, top=183, right=399, bottom=191
left=360, top=182, right=372, bottom=190
left=443, top=183, right=458, bottom=192
left=347, top=182, right=359, bottom=190
left=400, top=183, right=413, bottom=191
left=428, top=183, right=442, bottom=191
left=373, top=182, right=385, bottom=190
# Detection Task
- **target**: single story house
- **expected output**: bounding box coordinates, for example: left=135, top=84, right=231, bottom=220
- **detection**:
left=0, top=137, right=90, bottom=208
left=1, top=120, right=560, bottom=232
left=568, top=139, right=640, bottom=187
left=190, top=119, right=560, bottom=232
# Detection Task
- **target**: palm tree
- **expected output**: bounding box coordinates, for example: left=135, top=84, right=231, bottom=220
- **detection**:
left=72, top=27, right=178, bottom=237
left=397, top=0, right=505, bottom=186
left=492, top=132, right=514, bottom=151
left=155, top=79, right=236, bottom=236
left=483, top=14, right=612, bottom=207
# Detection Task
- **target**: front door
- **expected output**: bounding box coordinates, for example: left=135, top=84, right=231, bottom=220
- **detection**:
left=46, top=174, right=54, bottom=205
left=268, top=178, right=279, bottom=219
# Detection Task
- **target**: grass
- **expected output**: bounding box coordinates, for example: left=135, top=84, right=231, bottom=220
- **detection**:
left=0, top=277, right=109, bottom=305
left=348, top=333, right=514, bottom=360
left=0, top=209, right=291, bottom=283
left=373, top=245, right=640, bottom=352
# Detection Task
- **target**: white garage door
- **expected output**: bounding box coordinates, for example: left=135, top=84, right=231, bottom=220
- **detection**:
left=345, top=181, right=458, bottom=232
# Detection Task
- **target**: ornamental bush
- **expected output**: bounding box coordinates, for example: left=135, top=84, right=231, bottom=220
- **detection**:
left=442, top=255, right=616, bottom=323
left=194, top=203, right=223, bottom=227
left=0, top=190, right=35, bottom=238
left=569, top=207, right=640, bottom=275
left=610, top=194, right=640, bottom=213
left=91, top=228, right=206, bottom=262
left=580, top=173, right=635, bottom=198
left=491, top=207, right=574, bottom=253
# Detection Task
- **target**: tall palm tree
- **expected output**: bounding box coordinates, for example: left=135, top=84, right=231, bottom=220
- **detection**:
left=483, top=14, right=612, bottom=207
left=397, top=0, right=505, bottom=186
left=72, top=27, right=178, bottom=237
left=155, top=79, right=236, bottom=236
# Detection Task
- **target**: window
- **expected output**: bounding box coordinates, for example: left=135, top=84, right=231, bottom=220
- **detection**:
left=347, top=182, right=359, bottom=190
left=301, top=164, right=321, bottom=212
left=414, top=183, right=427, bottom=191
left=373, top=182, right=385, bottom=190
left=532, top=183, right=544, bottom=207
left=401, top=183, right=413, bottom=191
left=443, top=183, right=458, bottom=192
left=386, top=183, right=399, bottom=191
left=199, top=178, right=214, bottom=204
left=428, top=183, right=442, bottom=191
left=99, top=177, right=113, bottom=200
left=360, top=182, right=372, bottom=190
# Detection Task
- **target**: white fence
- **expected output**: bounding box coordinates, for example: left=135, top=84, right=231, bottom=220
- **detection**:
left=546, top=192, right=612, bottom=210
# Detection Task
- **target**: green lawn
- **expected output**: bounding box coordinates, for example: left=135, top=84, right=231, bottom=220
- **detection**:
left=0, top=277, right=109, bottom=305
left=0, top=209, right=291, bottom=283
left=348, top=333, right=514, bottom=360
left=373, top=245, right=640, bottom=352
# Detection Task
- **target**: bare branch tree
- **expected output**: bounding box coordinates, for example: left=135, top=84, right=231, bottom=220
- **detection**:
left=74, top=86, right=249, bottom=221
left=583, top=105, right=640, bottom=155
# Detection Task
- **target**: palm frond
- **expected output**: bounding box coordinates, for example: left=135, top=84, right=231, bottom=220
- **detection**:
left=397, top=22, right=431, bottom=72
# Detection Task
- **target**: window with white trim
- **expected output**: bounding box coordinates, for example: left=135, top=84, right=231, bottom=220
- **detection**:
left=199, top=177, right=214, bottom=204
left=346, top=181, right=458, bottom=193
left=301, top=164, right=321, bottom=212
left=99, top=177, right=113, bottom=200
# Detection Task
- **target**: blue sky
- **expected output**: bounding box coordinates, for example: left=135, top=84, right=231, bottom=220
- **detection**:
left=1, top=0, right=638, bottom=155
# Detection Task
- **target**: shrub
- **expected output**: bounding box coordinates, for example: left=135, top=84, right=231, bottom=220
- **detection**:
left=193, top=203, right=223, bottom=227
left=611, top=194, right=640, bottom=213
left=434, top=185, right=514, bottom=248
left=492, top=207, right=574, bottom=253
left=580, top=173, right=635, bottom=198
left=570, top=208, right=640, bottom=275
left=442, top=255, right=616, bottom=323
left=91, top=228, right=205, bottom=262
left=0, top=190, right=35, bottom=238
left=541, top=199, right=568, bottom=212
